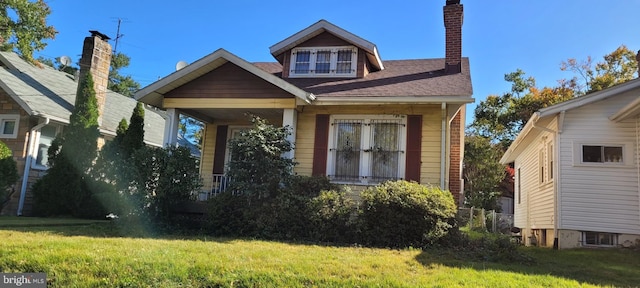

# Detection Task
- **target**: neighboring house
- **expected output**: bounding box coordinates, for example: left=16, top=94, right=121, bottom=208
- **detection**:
left=135, top=1, right=473, bottom=203
left=501, top=79, right=640, bottom=249
left=0, top=32, right=166, bottom=216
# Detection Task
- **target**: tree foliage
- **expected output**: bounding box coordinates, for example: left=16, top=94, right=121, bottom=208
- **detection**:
left=36, top=56, right=78, bottom=75
left=471, top=69, right=575, bottom=149
left=33, top=73, right=102, bottom=217
left=108, top=52, right=140, bottom=97
left=0, top=140, right=19, bottom=202
left=226, top=115, right=295, bottom=198
left=0, top=0, right=57, bottom=64
left=561, top=45, right=638, bottom=94
left=463, top=135, right=506, bottom=211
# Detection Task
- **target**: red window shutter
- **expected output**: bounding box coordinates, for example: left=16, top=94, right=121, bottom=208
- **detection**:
left=405, top=115, right=422, bottom=182
left=312, top=114, right=330, bottom=176
left=212, top=125, right=228, bottom=174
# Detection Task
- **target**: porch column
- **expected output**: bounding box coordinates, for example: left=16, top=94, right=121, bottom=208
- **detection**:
left=282, top=108, right=297, bottom=160
left=164, top=108, right=179, bottom=147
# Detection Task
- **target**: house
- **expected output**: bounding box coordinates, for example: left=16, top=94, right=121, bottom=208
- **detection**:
left=135, top=1, right=473, bottom=203
left=500, top=78, right=640, bottom=249
left=0, top=31, right=166, bottom=216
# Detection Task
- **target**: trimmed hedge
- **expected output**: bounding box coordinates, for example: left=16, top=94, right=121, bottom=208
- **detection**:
left=359, top=180, right=457, bottom=248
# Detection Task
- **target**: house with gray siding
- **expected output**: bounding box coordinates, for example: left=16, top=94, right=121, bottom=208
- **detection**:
left=0, top=32, right=166, bottom=216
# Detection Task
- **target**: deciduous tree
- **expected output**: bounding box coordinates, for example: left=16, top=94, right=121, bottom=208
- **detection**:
left=0, top=0, right=57, bottom=64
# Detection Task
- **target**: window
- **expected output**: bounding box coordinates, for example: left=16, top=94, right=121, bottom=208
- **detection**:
left=327, top=115, right=406, bottom=184
left=290, top=46, right=357, bottom=77
left=0, top=114, right=20, bottom=139
left=33, top=124, right=62, bottom=169
left=539, top=148, right=545, bottom=184
left=582, top=145, right=623, bottom=163
left=517, top=168, right=521, bottom=204
left=583, top=231, right=617, bottom=246
left=548, top=143, right=554, bottom=180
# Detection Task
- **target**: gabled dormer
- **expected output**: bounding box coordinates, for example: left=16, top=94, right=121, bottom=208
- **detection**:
left=269, top=20, right=384, bottom=79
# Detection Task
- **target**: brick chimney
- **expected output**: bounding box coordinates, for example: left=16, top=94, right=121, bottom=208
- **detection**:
left=444, top=0, right=463, bottom=74
left=77, top=30, right=112, bottom=125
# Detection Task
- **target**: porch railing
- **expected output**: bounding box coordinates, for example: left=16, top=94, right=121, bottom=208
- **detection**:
left=198, top=174, right=231, bottom=201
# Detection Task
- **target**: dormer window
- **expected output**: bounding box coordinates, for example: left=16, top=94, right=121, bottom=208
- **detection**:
left=290, top=46, right=357, bottom=77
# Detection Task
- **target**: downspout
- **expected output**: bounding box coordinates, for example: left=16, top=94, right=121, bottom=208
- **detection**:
left=440, top=103, right=447, bottom=190
left=17, top=117, right=49, bottom=216
left=637, top=117, right=639, bottom=231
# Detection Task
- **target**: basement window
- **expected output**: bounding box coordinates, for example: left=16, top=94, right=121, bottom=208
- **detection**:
left=583, top=231, right=617, bottom=246
left=289, top=46, right=357, bottom=78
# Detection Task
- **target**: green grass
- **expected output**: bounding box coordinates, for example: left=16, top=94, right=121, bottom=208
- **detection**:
left=1, top=218, right=639, bottom=287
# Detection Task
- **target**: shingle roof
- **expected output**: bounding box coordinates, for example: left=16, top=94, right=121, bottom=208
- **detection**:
left=0, top=51, right=165, bottom=146
left=253, top=58, right=472, bottom=98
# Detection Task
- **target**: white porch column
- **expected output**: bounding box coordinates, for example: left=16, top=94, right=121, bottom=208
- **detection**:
left=164, top=108, right=180, bottom=147
left=282, top=108, right=297, bottom=160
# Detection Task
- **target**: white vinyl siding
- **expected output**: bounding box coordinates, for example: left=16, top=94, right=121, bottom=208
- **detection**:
left=513, top=125, right=556, bottom=231
left=558, top=91, right=640, bottom=235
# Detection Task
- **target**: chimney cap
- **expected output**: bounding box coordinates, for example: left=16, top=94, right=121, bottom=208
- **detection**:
left=446, top=0, right=461, bottom=5
left=89, top=30, right=111, bottom=41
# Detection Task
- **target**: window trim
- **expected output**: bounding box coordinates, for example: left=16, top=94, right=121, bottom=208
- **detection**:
left=573, top=142, right=632, bottom=167
left=31, top=123, right=63, bottom=170
left=326, top=114, right=406, bottom=185
left=289, top=46, right=358, bottom=78
left=0, top=114, right=20, bottom=139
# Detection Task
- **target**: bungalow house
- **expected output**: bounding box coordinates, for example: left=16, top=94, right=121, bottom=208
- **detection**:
left=0, top=32, right=166, bottom=216
left=135, top=1, right=473, bottom=203
left=500, top=78, right=640, bottom=249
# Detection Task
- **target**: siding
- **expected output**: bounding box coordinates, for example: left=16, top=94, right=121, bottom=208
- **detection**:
left=513, top=118, right=556, bottom=230
left=558, top=91, right=640, bottom=234
left=200, top=124, right=216, bottom=192
left=165, top=62, right=293, bottom=99
left=293, top=105, right=443, bottom=187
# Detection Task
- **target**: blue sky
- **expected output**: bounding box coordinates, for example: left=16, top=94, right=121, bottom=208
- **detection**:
left=35, top=0, right=640, bottom=124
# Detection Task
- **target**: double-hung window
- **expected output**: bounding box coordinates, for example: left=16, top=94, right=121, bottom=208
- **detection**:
left=327, top=115, right=406, bottom=184
left=290, top=46, right=357, bottom=77
left=0, top=114, right=20, bottom=139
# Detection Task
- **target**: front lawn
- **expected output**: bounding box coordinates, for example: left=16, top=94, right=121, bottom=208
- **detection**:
left=0, top=218, right=638, bottom=287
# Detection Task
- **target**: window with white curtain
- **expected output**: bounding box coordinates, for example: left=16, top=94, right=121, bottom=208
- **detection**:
left=328, top=115, right=406, bottom=184
left=33, top=124, right=62, bottom=169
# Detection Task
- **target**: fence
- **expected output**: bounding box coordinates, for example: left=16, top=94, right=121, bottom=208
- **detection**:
left=457, top=207, right=514, bottom=234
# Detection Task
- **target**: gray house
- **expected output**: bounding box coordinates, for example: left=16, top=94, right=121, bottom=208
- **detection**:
left=0, top=32, right=166, bottom=216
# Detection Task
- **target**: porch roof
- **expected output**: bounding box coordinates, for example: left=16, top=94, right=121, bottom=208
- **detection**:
left=134, top=49, right=316, bottom=108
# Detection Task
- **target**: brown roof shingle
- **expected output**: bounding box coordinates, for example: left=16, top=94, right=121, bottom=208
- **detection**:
left=253, top=58, right=472, bottom=98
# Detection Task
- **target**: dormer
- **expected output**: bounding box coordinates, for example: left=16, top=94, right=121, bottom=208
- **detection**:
left=269, top=20, right=384, bottom=79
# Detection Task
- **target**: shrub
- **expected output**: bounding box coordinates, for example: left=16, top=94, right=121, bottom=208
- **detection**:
left=206, top=176, right=352, bottom=242
left=359, top=180, right=457, bottom=248
left=309, top=189, right=357, bottom=243
left=0, top=140, right=19, bottom=202
left=226, top=116, right=295, bottom=198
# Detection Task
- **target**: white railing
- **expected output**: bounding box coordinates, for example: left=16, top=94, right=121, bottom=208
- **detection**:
left=197, top=174, right=231, bottom=201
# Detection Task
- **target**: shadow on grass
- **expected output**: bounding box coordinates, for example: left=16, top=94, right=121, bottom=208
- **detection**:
left=0, top=216, right=237, bottom=243
left=415, top=247, right=640, bottom=287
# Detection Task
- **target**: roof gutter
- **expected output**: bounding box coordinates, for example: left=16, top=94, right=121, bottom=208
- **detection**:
left=17, top=116, right=49, bottom=216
